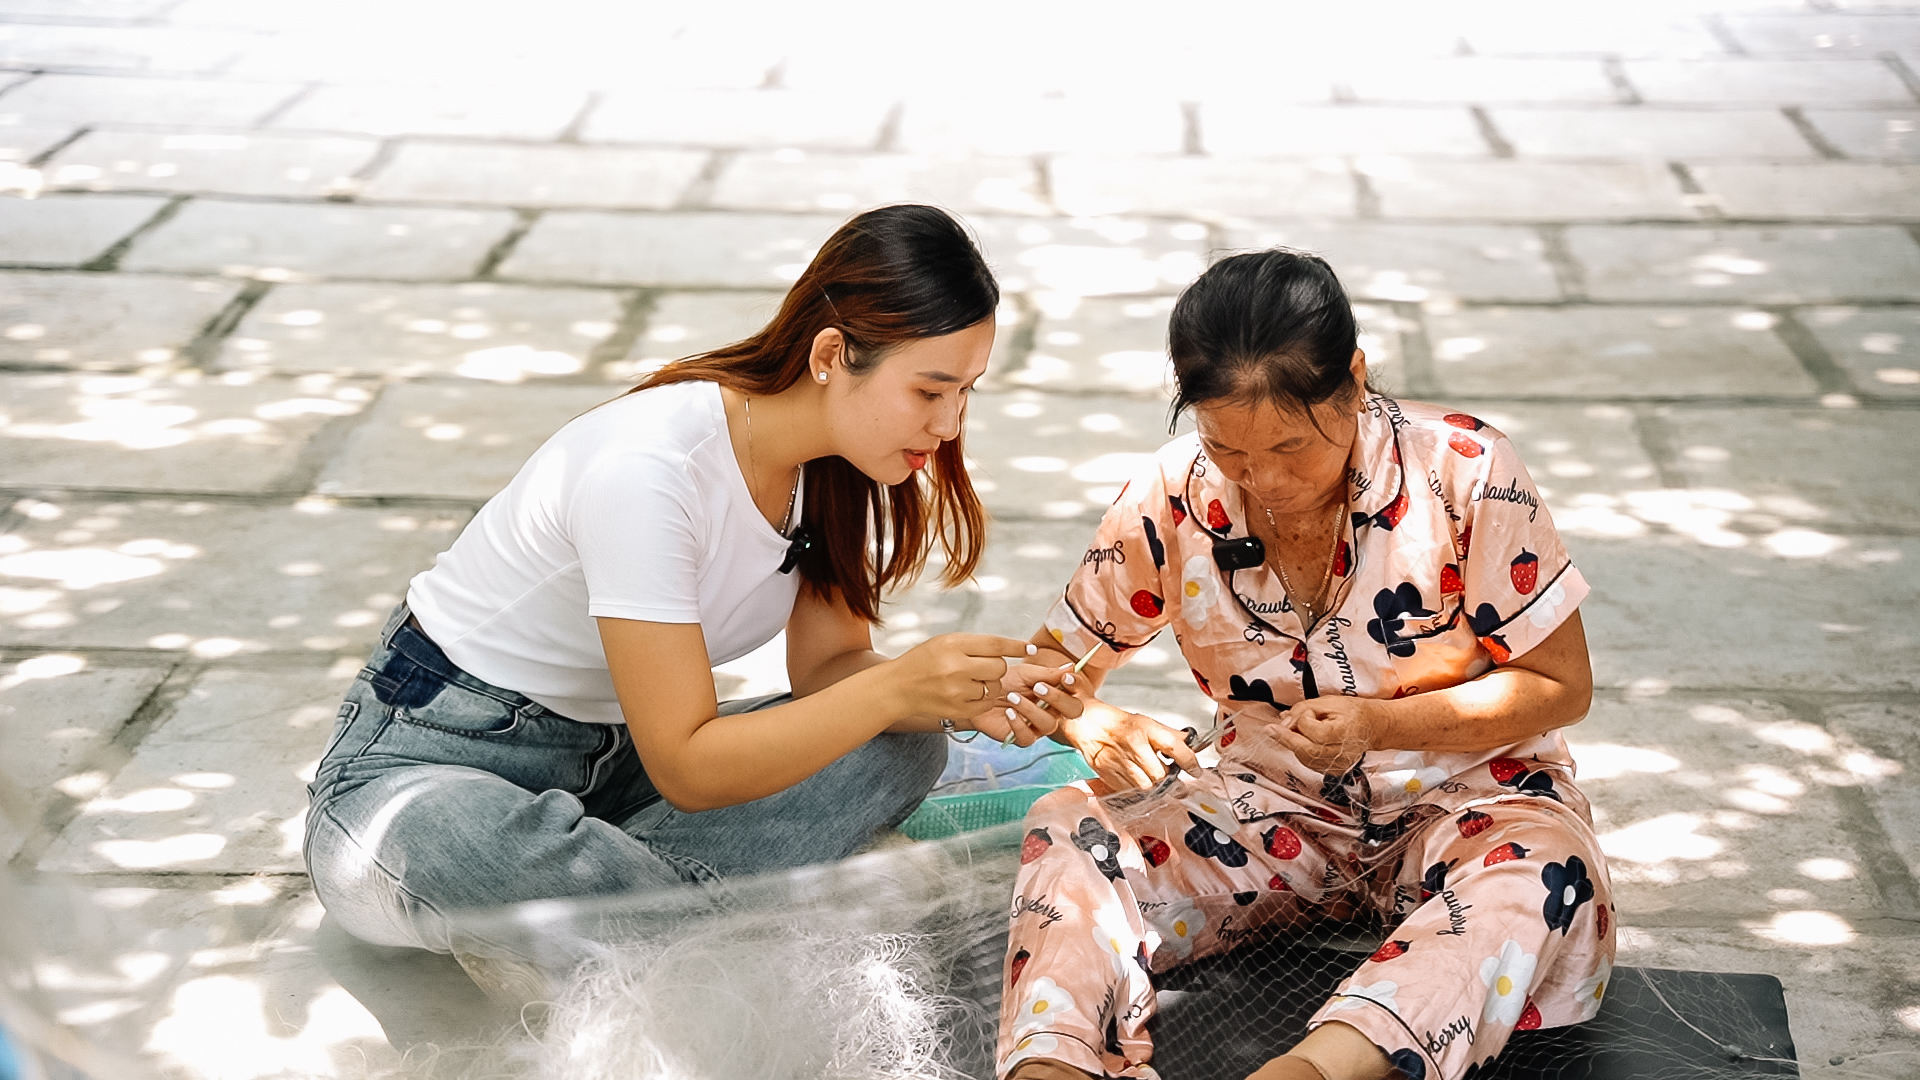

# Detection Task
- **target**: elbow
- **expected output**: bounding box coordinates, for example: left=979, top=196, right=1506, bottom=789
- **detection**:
left=647, top=768, right=727, bottom=814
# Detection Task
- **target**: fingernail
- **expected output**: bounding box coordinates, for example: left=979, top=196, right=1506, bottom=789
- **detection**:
left=1035, top=684, right=1049, bottom=695
left=1064, top=674, right=1076, bottom=686
left=1026, top=643, right=1037, bottom=655
left=1006, top=708, right=1017, bottom=721
left=1009, top=693, right=1022, bottom=705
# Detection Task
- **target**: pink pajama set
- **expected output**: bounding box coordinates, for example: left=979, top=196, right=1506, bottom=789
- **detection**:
left=997, top=398, right=1616, bottom=1080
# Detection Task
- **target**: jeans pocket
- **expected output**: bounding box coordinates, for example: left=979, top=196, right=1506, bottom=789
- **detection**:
left=391, top=674, right=524, bottom=738
left=318, top=699, right=359, bottom=764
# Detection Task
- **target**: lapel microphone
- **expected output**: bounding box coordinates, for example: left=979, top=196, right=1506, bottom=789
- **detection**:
left=778, top=526, right=814, bottom=574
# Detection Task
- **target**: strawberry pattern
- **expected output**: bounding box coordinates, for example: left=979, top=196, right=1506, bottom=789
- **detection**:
left=997, top=396, right=1612, bottom=1080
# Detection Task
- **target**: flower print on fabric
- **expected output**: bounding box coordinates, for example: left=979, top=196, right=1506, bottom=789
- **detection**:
left=1180, top=554, right=1220, bottom=627
left=1326, top=979, right=1400, bottom=1016
left=1541, top=855, right=1595, bottom=934
left=1527, top=579, right=1569, bottom=630
left=1479, top=940, right=1538, bottom=1027
left=1149, top=898, right=1207, bottom=958
left=1183, top=812, right=1250, bottom=867
left=1090, top=907, right=1142, bottom=976
left=1013, top=977, right=1076, bottom=1034
left=1228, top=673, right=1280, bottom=706
left=1367, top=583, right=1436, bottom=658
left=1382, top=751, right=1449, bottom=796
left=1072, top=817, right=1125, bottom=882
left=1574, top=956, right=1613, bottom=1022
left=1003, top=1031, right=1062, bottom=1070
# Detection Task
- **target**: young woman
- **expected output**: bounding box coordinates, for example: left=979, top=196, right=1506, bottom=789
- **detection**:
left=304, top=205, right=1067, bottom=973
left=996, top=250, right=1612, bottom=1080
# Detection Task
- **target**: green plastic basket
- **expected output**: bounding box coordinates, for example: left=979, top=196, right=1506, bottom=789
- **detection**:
left=899, top=783, right=1069, bottom=841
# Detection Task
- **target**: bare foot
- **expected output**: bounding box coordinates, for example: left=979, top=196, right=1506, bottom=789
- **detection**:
left=1008, top=1059, right=1099, bottom=1080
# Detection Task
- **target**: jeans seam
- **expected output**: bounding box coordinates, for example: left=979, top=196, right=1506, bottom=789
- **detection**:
left=314, top=804, right=453, bottom=944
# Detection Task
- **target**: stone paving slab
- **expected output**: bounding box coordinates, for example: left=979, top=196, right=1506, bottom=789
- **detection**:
left=1817, top=698, right=1920, bottom=887
left=613, top=289, right=783, bottom=379
left=583, top=89, right=891, bottom=150
left=1691, top=163, right=1920, bottom=219
left=1427, top=305, right=1817, bottom=398
left=496, top=210, right=843, bottom=288
left=0, top=192, right=165, bottom=267
left=1621, top=58, right=1918, bottom=105
left=0, top=73, right=303, bottom=128
left=1198, top=105, right=1487, bottom=157
left=1574, top=692, right=1884, bottom=917
left=0, top=371, right=370, bottom=493
left=1049, top=155, right=1355, bottom=221
left=1801, top=108, right=1920, bottom=162
left=46, top=131, right=378, bottom=198
left=1801, top=305, right=1920, bottom=398
left=314, top=381, right=615, bottom=501
left=1574, top=534, right=1919, bottom=693
left=0, top=495, right=466, bottom=653
left=219, top=280, right=624, bottom=379
left=271, top=83, right=588, bottom=140
left=359, top=142, right=707, bottom=209
left=1661, top=406, right=1920, bottom=530
left=966, top=390, right=1180, bottom=522
left=1489, top=107, right=1817, bottom=159
left=898, top=95, right=1186, bottom=156
left=1612, top=922, right=1920, bottom=1078
left=969, top=215, right=1209, bottom=297
left=120, top=200, right=519, bottom=280
left=0, top=23, right=255, bottom=74
left=0, top=271, right=240, bottom=369
left=1221, top=221, right=1561, bottom=303
left=39, top=665, right=350, bottom=874
left=0, top=659, right=168, bottom=862
left=1454, top=12, right=1725, bottom=58
left=1362, top=160, right=1697, bottom=221
left=709, top=152, right=1049, bottom=216
left=1339, top=58, right=1621, bottom=104
left=1722, top=12, right=1920, bottom=55
left=1439, top=401, right=1662, bottom=514
left=1005, top=295, right=1177, bottom=395
left=0, top=124, right=69, bottom=164
left=1565, top=224, right=1920, bottom=303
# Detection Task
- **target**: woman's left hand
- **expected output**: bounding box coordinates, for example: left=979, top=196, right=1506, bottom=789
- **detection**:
left=1272, top=696, right=1389, bottom=776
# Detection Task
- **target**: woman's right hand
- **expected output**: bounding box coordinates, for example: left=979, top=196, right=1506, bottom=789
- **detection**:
left=889, top=633, right=1041, bottom=726
left=1055, top=694, right=1202, bottom=791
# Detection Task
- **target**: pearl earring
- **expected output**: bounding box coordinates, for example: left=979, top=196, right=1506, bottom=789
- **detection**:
left=816, top=372, right=828, bottom=383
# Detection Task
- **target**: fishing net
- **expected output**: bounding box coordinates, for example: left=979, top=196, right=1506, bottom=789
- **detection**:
left=0, top=739, right=1818, bottom=1080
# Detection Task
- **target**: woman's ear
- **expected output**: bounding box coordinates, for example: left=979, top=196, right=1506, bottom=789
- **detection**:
left=1349, top=348, right=1369, bottom=397
left=808, top=327, right=843, bottom=383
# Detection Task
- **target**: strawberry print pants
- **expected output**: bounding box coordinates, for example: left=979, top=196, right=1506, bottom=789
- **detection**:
left=996, top=753, right=1616, bottom=1080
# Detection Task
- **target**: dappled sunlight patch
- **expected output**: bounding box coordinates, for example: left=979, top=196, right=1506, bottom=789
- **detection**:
left=1797, top=857, right=1856, bottom=882
left=1750, top=910, right=1855, bottom=947
left=145, top=976, right=385, bottom=1080
left=1565, top=742, right=1678, bottom=781
left=92, top=833, right=226, bottom=869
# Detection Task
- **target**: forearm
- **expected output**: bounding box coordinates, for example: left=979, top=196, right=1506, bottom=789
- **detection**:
left=669, top=663, right=904, bottom=810
left=791, top=646, right=887, bottom=699
left=1371, top=665, right=1590, bottom=753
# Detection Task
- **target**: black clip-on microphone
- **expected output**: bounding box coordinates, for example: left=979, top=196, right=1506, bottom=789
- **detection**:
left=778, top=526, right=814, bottom=575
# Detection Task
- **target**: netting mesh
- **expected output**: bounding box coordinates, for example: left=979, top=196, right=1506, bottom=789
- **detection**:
left=0, top=763, right=1811, bottom=1080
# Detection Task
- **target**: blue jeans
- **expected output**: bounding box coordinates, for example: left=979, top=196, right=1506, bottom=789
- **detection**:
left=304, top=605, right=946, bottom=957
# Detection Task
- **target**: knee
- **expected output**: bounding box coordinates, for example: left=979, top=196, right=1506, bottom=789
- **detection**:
left=875, top=730, right=947, bottom=808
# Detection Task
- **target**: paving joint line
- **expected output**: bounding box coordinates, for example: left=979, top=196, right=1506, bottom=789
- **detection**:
left=470, top=208, right=539, bottom=279
left=1180, top=101, right=1204, bottom=156
left=557, top=91, right=601, bottom=143
left=873, top=101, right=902, bottom=153
left=1030, top=154, right=1058, bottom=215
left=78, top=193, right=187, bottom=272
left=1602, top=57, right=1643, bottom=105
left=1350, top=160, right=1381, bottom=219
left=177, top=277, right=270, bottom=369
left=1383, top=300, right=1439, bottom=398
left=587, top=288, right=658, bottom=374
left=1626, top=404, right=1690, bottom=490
left=1881, top=52, right=1920, bottom=105
left=332, top=135, right=399, bottom=201
left=1702, top=13, right=1747, bottom=56
left=249, top=81, right=315, bottom=130
left=24, top=124, right=88, bottom=168
left=1469, top=105, right=1515, bottom=158
left=672, top=148, right=733, bottom=210
left=1781, top=105, right=1847, bottom=160
left=271, top=380, right=392, bottom=494
left=0, top=485, right=487, bottom=512
left=1534, top=223, right=1588, bottom=300
left=1769, top=306, right=1863, bottom=396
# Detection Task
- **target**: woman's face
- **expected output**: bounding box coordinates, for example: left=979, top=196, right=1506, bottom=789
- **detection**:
left=1192, top=351, right=1367, bottom=519
left=824, top=319, right=994, bottom=485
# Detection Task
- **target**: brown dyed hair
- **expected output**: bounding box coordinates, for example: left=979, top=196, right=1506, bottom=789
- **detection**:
left=631, top=204, right=998, bottom=623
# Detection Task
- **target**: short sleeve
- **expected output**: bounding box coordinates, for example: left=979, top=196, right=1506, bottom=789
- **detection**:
left=1455, top=427, right=1590, bottom=664
left=571, top=450, right=704, bottom=623
left=1041, top=465, right=1181, bottom=669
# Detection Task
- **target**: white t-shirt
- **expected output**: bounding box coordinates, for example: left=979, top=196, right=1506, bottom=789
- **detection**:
left=406, top=380, right=804, bottom=725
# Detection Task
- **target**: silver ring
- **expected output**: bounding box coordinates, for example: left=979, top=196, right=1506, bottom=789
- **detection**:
left=978, top=681, right=989, bottom=701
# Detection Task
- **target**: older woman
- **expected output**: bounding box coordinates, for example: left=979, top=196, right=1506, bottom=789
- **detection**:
left=997, top=250, right=1613, bottom=1080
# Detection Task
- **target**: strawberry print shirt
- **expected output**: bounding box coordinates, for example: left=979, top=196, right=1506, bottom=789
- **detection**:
left=1043, top=395, right=1591, bottom=815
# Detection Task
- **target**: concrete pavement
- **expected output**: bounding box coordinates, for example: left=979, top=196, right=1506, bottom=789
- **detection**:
left=1, top=0, right=1918, bottom=1076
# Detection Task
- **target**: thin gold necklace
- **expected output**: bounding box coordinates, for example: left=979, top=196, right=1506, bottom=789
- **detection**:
left=1264, top=500, right=1345, bottom=625
left=743, top=395, right=799, bottom=534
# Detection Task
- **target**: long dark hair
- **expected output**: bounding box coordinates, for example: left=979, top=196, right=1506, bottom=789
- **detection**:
left=632, top=204, right=998, bottom=623
left=1168, top=248, right=1373, bottom=427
